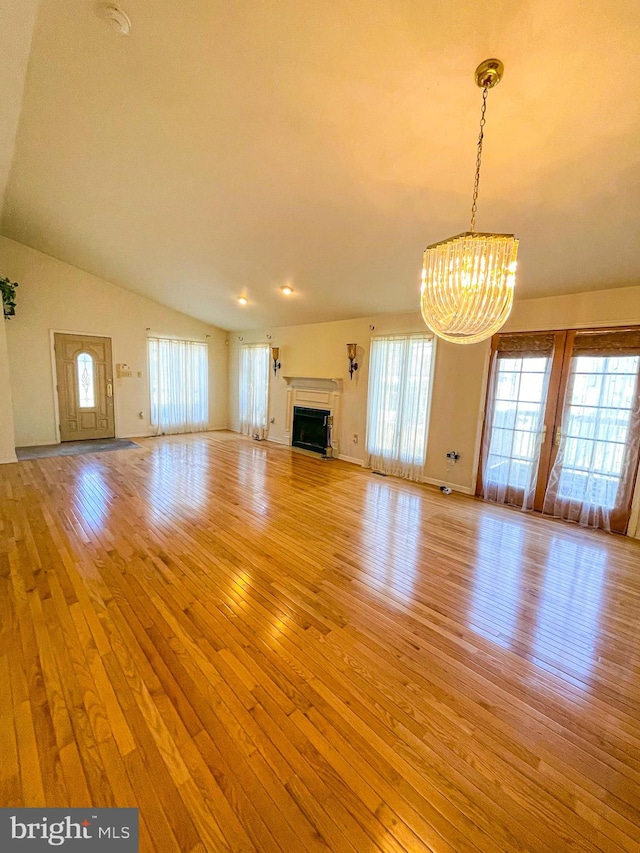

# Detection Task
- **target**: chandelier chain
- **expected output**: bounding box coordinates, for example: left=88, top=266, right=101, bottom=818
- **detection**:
left=470, top=84, right=489, bottom=233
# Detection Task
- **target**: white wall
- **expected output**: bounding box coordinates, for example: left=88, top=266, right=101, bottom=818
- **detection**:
left=0, top=237, right=229, bottom=447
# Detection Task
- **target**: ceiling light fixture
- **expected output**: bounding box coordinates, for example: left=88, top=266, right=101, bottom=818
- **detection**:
left=97, top=4, right=132, bottom=35
left=420, top=59, right=519, bottom=345
left=280, top=285, right=294, bottom=296
left=237, top=296, right=248, bottom=305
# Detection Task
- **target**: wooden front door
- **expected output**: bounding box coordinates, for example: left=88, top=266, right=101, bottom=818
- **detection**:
left=54, top=333, right=115, bottom=442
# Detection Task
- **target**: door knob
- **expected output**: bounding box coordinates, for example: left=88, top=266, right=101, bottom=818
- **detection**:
left=107, top=382, right=113, bottom=398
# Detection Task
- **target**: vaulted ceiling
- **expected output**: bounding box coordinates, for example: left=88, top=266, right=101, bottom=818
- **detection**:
left=2, top=0, right=640, bottom=330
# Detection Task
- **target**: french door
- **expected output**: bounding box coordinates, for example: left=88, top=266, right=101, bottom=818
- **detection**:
left=478, top=327, right=640, bottom=533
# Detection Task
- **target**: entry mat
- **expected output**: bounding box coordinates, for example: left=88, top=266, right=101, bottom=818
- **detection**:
left=16, top=438, right=141, bottom=461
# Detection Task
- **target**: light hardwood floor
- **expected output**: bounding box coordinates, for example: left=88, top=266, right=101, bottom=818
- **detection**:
left=1, top=431, right=639, bottom=852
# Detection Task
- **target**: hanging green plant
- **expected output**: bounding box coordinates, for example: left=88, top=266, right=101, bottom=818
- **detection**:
left=0, top=276, right=18, bottom=319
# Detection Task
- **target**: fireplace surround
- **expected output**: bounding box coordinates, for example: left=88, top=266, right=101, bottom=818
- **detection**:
left=283, top=376, right=343, bottom=457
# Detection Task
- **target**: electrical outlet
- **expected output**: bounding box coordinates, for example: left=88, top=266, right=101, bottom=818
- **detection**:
left=270, top=417, right=275, bottom=424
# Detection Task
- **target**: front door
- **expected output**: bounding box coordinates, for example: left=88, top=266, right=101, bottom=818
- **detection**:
left=54, top=333, right=115, bottom=441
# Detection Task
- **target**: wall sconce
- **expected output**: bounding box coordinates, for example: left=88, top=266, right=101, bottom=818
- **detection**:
left=271, top=346, right=281, bottom=376
left=346, top=343, right=358, bottom=379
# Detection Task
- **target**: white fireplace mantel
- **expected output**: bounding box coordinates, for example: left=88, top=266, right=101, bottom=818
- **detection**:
left=283, top=376, right=343, bottom=392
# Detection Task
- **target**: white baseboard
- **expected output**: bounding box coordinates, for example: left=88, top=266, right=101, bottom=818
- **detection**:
left=117, top=426, right=228, bottom=440
left=266, top=436, right=289, bottom=446
left=117, top=432, right=152, bottom=439
left=0, top=452, right=18, bottom=464
left=336, top=453, right=363, bottom=466
left=422, top=477, right=474, bottom=495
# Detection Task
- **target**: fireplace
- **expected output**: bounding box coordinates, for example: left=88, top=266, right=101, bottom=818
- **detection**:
left=292, top=406, right=331, bottom=455
left=284, top=376, right=342, bottom=457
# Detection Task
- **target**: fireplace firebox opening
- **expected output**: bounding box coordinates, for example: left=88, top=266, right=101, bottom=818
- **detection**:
left=292, top=406, right=332, bottom=455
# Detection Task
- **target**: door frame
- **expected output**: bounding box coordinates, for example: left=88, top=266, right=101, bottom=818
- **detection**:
left=49, top=329, right=118, bottom=444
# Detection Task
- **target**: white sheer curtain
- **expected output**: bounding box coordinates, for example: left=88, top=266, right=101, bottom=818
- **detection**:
left=365, top=334, right=434, bottom=481
left=148, top=337, right=208, bottom=435
left=239, top=344, right=270, bottom=438
left=543, top=330, right=640, bottom=532
left=481, top=334, right=554, bottom=510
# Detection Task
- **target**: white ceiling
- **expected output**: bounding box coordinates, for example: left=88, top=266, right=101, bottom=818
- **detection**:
left=2, top=0, right=640, bottom=330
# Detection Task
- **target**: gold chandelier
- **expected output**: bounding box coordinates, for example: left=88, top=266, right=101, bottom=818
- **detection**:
left=421, top=59, right=519, bottom=345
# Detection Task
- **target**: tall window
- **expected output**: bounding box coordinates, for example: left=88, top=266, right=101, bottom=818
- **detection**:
left=148, top=337, right=208, bottom=435
left=239, top=344, right=270, bottom=439
left=365, top=334, right=434, bottom=481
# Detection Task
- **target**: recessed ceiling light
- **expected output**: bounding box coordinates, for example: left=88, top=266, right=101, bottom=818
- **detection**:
left=97, top=4, right=132, bottom=35
left=237, top=296, right=248, bottom=305
left=280, top=285, right=294, bottom=296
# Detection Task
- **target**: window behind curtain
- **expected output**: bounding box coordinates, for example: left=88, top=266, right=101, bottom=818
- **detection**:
left=148, top=337, right=208, bottom=435
left=365, top=334, right=434, bottom=481
left=239, top=344, right=270, bottom=438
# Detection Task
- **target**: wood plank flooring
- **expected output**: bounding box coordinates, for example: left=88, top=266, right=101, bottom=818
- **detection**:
left=1, top=431, right=639, bottom=852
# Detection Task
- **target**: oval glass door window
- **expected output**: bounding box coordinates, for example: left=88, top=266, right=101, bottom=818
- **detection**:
left=77, top=351, right=95, bottom=408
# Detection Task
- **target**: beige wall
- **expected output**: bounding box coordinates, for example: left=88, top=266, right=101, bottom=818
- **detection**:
left=229, top=313, right=489, bottom=493
left=0, top=237, right=229, bottom=447
left=230, top=283, right=640, bottom=517
left=0, top=317, right=17, bottom=463
left=504, top=285, right=640, bottom=333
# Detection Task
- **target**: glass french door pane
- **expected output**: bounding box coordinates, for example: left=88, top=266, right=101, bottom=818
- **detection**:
left=556, top=355, right=640, bottom=508
left=485, top=356, right=550, bottom=491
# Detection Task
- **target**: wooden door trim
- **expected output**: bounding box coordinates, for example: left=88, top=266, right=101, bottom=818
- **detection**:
left=49, top=329, right=117, bottom=443
left=532, top=331, right=569, bottom=511
left=475, top=336, right=499, bottom=498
